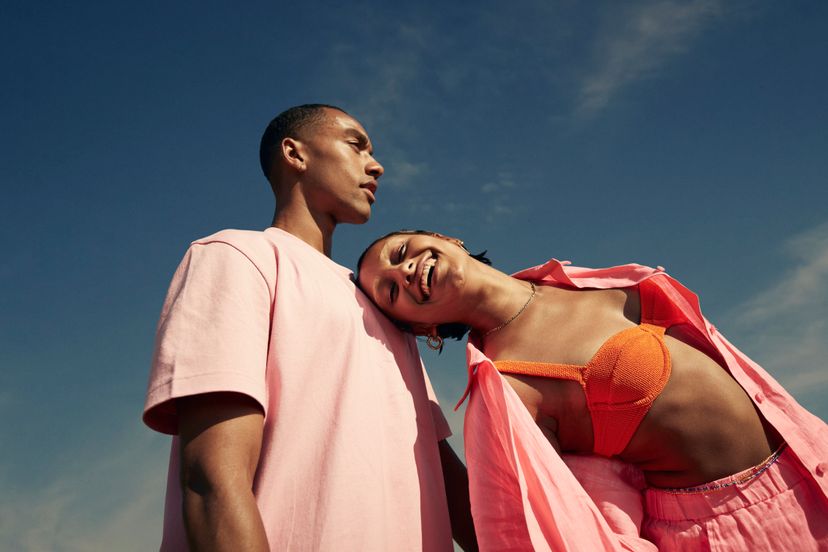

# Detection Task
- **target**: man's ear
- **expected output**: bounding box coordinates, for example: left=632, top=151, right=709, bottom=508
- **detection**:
left=281, top=137, right=306, bottom=172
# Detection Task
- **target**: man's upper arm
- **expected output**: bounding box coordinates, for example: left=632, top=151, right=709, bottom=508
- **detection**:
left=177, top=392, right=269, bottom=551
left=144, top=241, right=272, bottom=435
left=178, top=392, right=265, bottom=489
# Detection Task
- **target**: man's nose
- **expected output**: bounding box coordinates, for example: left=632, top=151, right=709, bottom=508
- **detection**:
left=366, top=158, right=384, bottom=178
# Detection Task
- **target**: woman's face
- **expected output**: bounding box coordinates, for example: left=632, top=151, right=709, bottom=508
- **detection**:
left=358, top=232, right=473, bottom=332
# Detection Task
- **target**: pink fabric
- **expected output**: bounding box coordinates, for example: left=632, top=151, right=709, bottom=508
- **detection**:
left=644, top=447, right=828, bottom=550
left=144, top=227, right=453, bottom=551
left=460, top=259, right=828, bottom=551
left=464, top=347, right=656, bottom=552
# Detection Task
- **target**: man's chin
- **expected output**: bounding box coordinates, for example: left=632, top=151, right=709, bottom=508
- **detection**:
left=338, top=209, right=372, bottom=226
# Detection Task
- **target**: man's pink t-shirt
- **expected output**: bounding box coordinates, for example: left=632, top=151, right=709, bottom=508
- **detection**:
left=144, top=227, right=453, bottom=551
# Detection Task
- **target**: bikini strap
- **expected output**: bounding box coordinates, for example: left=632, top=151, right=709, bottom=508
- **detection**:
left=638, top=277, right=659, bottom=325
left=638, top=276, right=685, bottom=328
left=494, top=360, right=585, bottom=384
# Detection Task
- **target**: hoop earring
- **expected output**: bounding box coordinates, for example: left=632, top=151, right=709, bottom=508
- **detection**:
left=426, top=335, right=443, bottom=351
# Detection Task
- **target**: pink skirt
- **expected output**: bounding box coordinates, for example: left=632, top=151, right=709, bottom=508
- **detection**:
left=643, top=446, right=828, bottom=551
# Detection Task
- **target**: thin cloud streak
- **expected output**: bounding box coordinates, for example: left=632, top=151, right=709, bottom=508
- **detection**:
left=740, top=222, right=828, bottom=324
left=727, top=222, right=828, bottom=397
left=321, top=22, right=431, bottom=191
left=480, top=172, right=521, bottom=223
left=577, top=0, right=724, bottom=116
left=0, top=426, right=167, bottom=551
left=384, top=157, right=425, bottom=189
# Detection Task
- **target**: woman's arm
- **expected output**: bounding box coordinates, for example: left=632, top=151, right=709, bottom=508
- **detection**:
left=502, top=373, right=562, bottom=453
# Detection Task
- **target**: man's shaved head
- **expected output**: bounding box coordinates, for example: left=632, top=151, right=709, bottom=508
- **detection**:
left=259, top=104, right=347, bottom=182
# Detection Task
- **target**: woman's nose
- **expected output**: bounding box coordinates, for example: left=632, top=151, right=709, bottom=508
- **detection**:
left=401, top=258, right=416, bottom=285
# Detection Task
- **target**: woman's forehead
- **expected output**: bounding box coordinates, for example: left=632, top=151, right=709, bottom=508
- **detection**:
left=372, top=235, right=399, bottom=262
left=359, top=238, right=395, bottom=291
left=371, top=232, right=451, bottom=262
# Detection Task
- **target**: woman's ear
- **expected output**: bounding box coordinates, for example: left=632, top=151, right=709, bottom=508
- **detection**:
left=409, top=322, right=438, bottom=337
left=433, top=233, right=467, bottom=252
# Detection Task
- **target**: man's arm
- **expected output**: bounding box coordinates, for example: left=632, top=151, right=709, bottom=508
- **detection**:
left=178, top=392, right=268, bottom=551
left=439, top=439, right=478, bottom=551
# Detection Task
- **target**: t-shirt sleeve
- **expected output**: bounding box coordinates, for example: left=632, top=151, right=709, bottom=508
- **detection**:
left=421, top=362, right=452, bottom=441
left=143, top=241, right=272, bottom=435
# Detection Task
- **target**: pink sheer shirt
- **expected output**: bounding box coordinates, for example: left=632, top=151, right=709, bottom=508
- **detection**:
left=459, top=260, right=828, bottom=551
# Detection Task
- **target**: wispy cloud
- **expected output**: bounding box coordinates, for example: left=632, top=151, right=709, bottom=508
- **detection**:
left=739, top=223, right=828, bottom=324
left=319, top=22, right=432, bottom=191
left=327, top=30, right=425, bottom=131
left=383, top=157, right=425, bottom=190
left=406, top=199, right=474, bottom=219
left=577, top=0, right=725, bottom=116
left=480, top=172, right=521, bottom=223
left=0, top=424, right=168, bottom=551
left=725, top=222, right=828, bottom=398
left=481, top=172, right=517, bottom=195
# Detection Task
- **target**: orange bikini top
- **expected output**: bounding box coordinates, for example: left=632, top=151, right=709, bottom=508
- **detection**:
left=494, top=277, right=684, bottom=457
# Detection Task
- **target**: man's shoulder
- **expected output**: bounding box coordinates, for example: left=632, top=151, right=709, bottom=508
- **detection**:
left=185, top=228, right=281, bottom=277
left=185, top=227, right=326, bottom=278
left=192, top=227, right=306, bottom=255
left=193, top=228, right=269, bottom=248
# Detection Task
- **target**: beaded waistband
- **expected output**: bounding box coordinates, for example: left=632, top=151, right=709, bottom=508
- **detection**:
left=658, top=444, right=787, bottom=495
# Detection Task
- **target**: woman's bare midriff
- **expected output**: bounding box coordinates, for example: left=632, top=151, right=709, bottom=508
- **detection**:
left=619, top=334, right=781, bottom=488
left=488, top=286, right=782, bottom=489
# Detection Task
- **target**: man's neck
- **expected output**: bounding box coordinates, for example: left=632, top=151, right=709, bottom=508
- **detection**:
left=271, top=208, right=335, bottom=257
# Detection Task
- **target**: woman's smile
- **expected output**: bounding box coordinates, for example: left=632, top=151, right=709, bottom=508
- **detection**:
left=419, top=256, right=437, bottom=300
left=357, top=231, right=474, bottom=325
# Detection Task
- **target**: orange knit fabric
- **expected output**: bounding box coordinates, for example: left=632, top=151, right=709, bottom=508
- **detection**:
left=494, top=278, right=674, bottom=457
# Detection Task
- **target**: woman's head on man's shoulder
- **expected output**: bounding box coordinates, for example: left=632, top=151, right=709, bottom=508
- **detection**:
left=356, top=229, right=492, bottom=346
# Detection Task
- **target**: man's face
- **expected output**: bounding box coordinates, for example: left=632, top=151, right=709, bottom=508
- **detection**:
left=299, top=109, right=384, bottom=225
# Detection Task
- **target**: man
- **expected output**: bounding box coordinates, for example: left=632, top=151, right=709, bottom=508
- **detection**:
left=143, top=105, right=475, bottom=550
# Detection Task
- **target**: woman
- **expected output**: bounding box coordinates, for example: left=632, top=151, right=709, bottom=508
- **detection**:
left=357, top=230, right=828, bottom=551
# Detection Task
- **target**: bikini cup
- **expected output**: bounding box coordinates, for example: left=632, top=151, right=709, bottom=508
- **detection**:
left=494, top=277, right=676, bottom=457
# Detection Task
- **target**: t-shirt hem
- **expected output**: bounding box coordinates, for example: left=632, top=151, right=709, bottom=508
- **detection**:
left=143, top=371, right=268, bottom=435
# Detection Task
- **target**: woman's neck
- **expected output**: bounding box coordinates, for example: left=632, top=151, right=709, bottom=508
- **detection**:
left=459, top=263, right=537, bottom=335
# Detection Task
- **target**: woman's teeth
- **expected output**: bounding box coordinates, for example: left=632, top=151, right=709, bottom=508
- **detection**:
left=420, top=258, right=436, bottom=298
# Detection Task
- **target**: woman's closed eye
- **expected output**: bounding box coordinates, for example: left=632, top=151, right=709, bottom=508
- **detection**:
left=386, top=240, right=408, bottom=304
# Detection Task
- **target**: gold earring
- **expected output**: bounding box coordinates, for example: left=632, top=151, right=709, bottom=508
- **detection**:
left=426, top=335, right=443, bottom=351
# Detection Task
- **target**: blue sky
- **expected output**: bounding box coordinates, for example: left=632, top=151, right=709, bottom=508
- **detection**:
left=2, top=1, right=827, bottom=549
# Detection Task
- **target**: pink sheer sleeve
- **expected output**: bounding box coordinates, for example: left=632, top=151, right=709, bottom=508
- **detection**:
left=464, top=356, right=657, bottom=551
